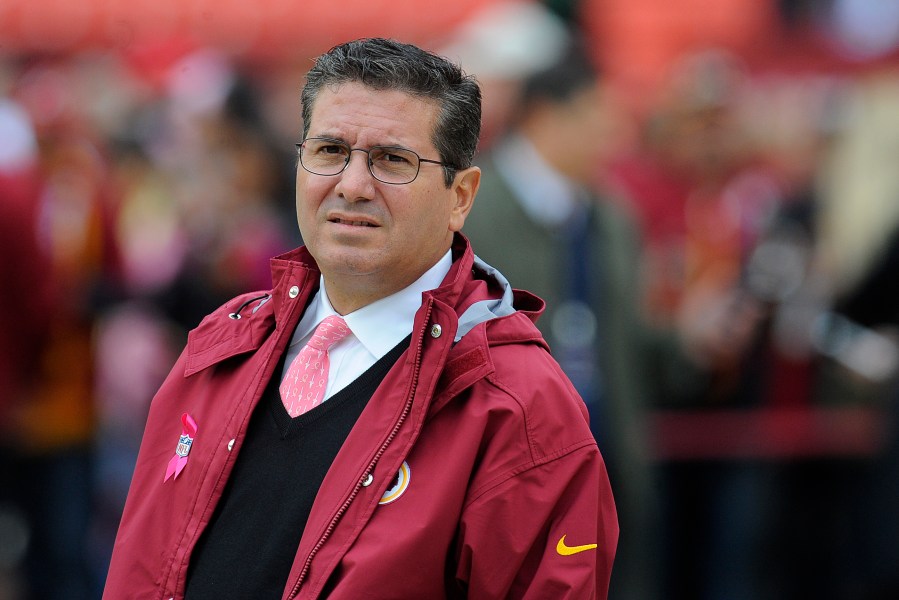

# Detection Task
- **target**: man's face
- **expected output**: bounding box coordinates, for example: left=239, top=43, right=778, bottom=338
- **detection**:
left=296, top=82, right=478, bottom=312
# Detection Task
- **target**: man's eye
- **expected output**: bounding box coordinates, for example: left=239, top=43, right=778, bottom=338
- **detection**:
left=374, top=150, right=413, bottom=165
left=320, top=144, right=346, bottom=155
left=386, top=153, right=411, bottom=164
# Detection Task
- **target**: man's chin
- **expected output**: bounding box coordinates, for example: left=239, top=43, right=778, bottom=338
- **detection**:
left=318, top=251, right=381, bottom=280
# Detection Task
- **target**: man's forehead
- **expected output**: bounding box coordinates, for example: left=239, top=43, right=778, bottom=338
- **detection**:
left=310, top=81, right=439, bottom=112
left=307, top=82, right=440, bottom=145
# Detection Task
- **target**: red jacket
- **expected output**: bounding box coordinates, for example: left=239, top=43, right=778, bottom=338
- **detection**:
left=104, top=235, right=618, bottom=599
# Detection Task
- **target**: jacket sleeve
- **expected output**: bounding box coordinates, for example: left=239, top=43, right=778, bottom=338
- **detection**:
left=453, top=442, right=619, bottom=599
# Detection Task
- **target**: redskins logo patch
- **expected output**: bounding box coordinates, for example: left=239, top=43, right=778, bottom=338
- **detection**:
left=379, top=461, right=411, bottom=505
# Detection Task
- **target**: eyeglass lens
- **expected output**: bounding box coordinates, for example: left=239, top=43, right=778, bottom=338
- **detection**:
left=301, top=139, right=421, bottom=184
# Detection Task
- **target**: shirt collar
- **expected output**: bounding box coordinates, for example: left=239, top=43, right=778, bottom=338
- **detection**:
left=296, top=250, right=453, bottom=359
left=494, top=132, right=580, bottom=227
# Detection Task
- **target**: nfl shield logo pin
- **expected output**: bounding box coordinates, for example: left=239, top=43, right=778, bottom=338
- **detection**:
left=176, top=434, right=193, bottom=458
left=165, top=413, right=198, bottom=482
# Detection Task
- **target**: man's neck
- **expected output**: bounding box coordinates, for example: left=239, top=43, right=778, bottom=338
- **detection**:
left=324, top=281, right=396, bottom=316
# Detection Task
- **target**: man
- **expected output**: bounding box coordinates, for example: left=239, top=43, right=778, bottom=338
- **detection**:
left=103, top=38, right=618, bottom=599
left=462, top=41, right=659, bottom=599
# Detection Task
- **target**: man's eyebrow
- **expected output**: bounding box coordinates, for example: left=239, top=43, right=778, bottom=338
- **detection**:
left=309, top=134, right=346, bottom=142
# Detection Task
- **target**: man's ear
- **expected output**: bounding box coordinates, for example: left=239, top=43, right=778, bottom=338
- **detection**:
left=448, top=166, right=480, bottom=232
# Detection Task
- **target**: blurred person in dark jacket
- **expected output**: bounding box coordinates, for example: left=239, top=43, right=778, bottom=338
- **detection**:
left=463, top=37, right=664, bottom=600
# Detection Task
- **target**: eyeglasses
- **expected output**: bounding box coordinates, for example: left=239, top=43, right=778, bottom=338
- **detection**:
left=297, top=137, right=455, bottom=185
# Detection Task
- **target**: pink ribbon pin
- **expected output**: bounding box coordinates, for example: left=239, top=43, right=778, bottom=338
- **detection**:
left=164, top=413, right=198, bottom=482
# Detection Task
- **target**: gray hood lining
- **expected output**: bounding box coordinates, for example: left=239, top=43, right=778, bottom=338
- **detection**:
left=454, top=255, right=517, bottom=342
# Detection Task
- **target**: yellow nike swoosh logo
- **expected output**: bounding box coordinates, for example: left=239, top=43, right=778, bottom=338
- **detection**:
left=556, top=534, right=598, bottom=556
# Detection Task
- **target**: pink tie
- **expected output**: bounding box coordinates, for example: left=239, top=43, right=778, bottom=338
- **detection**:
left=280, top=315, right=351, bottom=417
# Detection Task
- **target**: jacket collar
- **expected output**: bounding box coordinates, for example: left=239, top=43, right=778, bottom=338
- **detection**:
left=185, top=234, right=545, bottom=376
left=269, top=245, right=321, bottom=326
left=184, top=247, right=319, bottom=377
left=269, top=234, right=532, bottom=343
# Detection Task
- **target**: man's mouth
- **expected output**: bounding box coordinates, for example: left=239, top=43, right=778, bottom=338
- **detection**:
left=331, top=218, right=377, bottom=227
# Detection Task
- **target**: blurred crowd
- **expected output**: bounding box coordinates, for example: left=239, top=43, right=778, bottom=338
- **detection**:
left=2, top=1, right=899, bottom=599
left=0, top=44, right=300, bottom=598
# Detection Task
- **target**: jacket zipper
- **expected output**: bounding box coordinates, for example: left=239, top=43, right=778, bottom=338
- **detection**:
left=288, top=300, right=435, bottom=599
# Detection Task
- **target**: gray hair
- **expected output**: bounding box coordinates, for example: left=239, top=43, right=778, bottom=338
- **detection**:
left=301, top=38, right=481, bottom=187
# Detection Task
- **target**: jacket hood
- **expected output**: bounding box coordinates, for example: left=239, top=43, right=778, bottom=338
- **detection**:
left=422, top=233, right=545, bottom=345
left=456, top=255, right=517, bottom=341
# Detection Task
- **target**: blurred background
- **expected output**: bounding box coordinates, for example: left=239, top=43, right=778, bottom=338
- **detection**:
left=1, top=0, right=898, bottom=598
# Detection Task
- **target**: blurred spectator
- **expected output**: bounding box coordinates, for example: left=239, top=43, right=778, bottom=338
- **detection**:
left=438, top=0, right=571, bottom=150
left=3, top=58, right=124, bottom=599
left=608, top=44, right=899, bottom=599
left=0, top=46, right=298, bottom=597
left=463, top=33, right=662, bottom=600
left=0, top=91, right=51, bottom=433
left=0, top=93, right=54, bottom=600
left=735, top=65, right=899, bottom=600
left=814, top=71, right=899, bottom=301
left=92, top=48, right=297, bottom=579
left=828, top=218, right=899, bottom=599
left=606, top=49, right=775, bottom=405
left=605, top=49, right=782, bottom=600
left=135, top=49, right=296, bottom=332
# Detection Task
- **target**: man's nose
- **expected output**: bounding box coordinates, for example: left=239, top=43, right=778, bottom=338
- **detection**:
left=336, top=149, right=376, bottom=199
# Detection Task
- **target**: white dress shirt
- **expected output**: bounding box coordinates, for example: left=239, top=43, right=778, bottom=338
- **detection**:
left=280, top=250, right=453, bottom=402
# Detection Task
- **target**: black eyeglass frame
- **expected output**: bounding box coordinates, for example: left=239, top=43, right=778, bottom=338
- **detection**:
left=295, top=137, right=457, bottom=185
